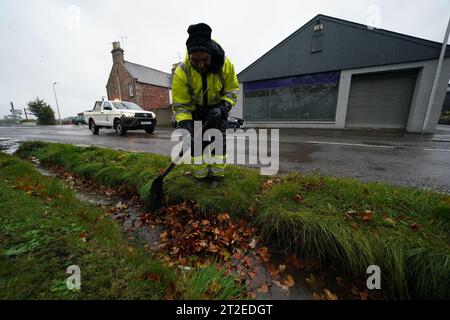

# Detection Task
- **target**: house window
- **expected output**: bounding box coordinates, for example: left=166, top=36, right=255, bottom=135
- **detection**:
left=128, top=83, right=135, bottom=97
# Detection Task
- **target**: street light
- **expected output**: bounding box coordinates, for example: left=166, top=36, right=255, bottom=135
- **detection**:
left=53, top=82, right=62, bottom=125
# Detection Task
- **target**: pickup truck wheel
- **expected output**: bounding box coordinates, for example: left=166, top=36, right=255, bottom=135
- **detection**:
left=145, top=126, right=155, bottom=134
left=114, top=119, right=127, bottom=136
left=89, top=119, right=99, bottom=135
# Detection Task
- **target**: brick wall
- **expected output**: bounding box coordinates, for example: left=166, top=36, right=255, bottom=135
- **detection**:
left=106, top=64, right=170, bottom=110
left=136, top=83, right=170, bottom=110
left=106, top=63, right=137, bottom=103
left=106, top=57, right=172, bottom=126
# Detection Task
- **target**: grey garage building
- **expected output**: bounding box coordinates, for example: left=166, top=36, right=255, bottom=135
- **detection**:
left=232, top=15, right=450, bottom=133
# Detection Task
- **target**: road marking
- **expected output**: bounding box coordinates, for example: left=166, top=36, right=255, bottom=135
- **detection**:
left=424, top=148, right=450, bottom=152
left=306, top=141, right=396, bottom=149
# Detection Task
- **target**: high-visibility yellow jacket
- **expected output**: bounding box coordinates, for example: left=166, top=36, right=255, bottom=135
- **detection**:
left=172, top=51, right=240, bottom=123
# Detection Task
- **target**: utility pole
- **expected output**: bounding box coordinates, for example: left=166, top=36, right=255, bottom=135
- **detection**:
left=53, top=82, right=62, bottom=125
left=24, top=108, right=28, bottom=120
left=423, top=16, right=450, bottom=132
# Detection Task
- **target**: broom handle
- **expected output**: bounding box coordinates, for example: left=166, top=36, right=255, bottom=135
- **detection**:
left=160, top=121, right=209, bottom=179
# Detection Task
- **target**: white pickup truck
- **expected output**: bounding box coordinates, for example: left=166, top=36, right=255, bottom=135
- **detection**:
left=83, top=100, right=156, bottom=136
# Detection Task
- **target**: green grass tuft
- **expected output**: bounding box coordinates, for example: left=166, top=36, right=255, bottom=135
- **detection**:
left=255, top=174, right=450, bottom=299
left=181, top=262, right=245, bottom=300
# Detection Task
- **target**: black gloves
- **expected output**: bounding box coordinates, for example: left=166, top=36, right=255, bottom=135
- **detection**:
left=179, top=101, right=232, bottom=127
left=208, top=101, right=232, bottom=122
left=218, top=100, right=232, bottom=117
left=208, top=107, right=222, bottom=122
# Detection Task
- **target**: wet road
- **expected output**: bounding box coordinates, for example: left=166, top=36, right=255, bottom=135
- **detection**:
left=1, top=125, right=449, bottom=193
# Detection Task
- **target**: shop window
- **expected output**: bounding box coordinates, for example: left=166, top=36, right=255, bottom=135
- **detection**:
left=244, top=90, right=270, bottom=121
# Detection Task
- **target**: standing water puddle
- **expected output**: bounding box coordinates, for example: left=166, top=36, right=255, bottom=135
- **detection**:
left=0, top=138, right=22, bottom=154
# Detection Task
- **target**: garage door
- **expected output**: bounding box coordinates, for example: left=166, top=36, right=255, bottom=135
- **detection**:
left=346, top=70, right=418, bottom=129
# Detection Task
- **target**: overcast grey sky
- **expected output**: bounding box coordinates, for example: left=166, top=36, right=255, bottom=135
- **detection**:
left=0, top=0, right=449, bottom=119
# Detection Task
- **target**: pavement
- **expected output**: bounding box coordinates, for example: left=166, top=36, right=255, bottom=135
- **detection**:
left=0, top=124, right=449, bottom=193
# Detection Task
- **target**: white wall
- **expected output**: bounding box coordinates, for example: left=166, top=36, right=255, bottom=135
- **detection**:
left=230, top=84, right=244, bottom=119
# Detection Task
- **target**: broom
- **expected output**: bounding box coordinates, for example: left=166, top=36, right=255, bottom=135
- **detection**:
left=149, top=121, right=209, bottom=213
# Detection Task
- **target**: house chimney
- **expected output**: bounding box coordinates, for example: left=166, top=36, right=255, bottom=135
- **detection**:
left=111, top=41, right=124, bottom=64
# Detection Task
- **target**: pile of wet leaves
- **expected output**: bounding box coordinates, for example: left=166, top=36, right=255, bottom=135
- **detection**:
left=140, top=201, right=313, bottom=299
left=151, top=201, right=255, bottom=261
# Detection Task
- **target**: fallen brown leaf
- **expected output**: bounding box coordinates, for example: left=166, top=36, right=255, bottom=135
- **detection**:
left=323, top=289, right=338, bottom=300
left=144, top=272, right=160, bottom=281
left=363, top=210, right=374, bottom=222
left=263, top=179, right=274, bottom=190
left=286, top=255, right=305, bottom=269
left=248, top=268, right=258, bottom=280
left=282, top=275, right=295, bottom=288
left=359, top=290, right=369, bottom=300
left=167, top=282, right=176, bottom=300
left=247, top=292, right=257, bottom=299
left=351, top=287, right=360, bottom=296
left=256, top=247, right=270, bottom=263
left=272, top=280, right=290, bottom=293
left=312, top=292, right=323, bottom=300
left=243, top=256, right=253, bottom=267
left=305, top=273, right=318, bottom=287
left=209, top=281, right=221, bottom=293
left=335, top=276, right=345, bottom=286
left=257, top=283, right=269, bottom=294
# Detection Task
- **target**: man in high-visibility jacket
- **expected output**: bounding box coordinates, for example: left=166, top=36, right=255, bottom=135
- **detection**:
left=172, top=23, right=240, bottom=183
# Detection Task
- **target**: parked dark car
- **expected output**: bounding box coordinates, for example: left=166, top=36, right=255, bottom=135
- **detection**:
left=72, top=115, right=86, bottom=125
left=170, top=114, right=244, bottom=129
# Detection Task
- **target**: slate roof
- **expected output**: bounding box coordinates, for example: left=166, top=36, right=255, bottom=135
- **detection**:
left=238, top=14, right=450, bottom=83
left=124, top=61, right=172, bottom=88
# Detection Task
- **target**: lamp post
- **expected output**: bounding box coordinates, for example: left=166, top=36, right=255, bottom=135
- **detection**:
left=53, top=82, right=62, bottom=125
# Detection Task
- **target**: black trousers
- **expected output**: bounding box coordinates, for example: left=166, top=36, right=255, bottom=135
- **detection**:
left=189, top=108, right=228, bottom=158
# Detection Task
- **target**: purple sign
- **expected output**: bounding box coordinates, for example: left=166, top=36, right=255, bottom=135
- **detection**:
left=244, top=71, right=341, bottom=92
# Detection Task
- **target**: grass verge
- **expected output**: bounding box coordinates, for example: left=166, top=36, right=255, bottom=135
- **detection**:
left=15, top=141, right=450, bottom=299
left=16, top=141, right=263, bottom=216
left=255, top=174, right=450, bottom=299
left=0, top=151, right=243, bottom=299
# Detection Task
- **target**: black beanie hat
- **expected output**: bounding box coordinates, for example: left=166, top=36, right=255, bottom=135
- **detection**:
left=186, top=23, right=212, bottom=54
